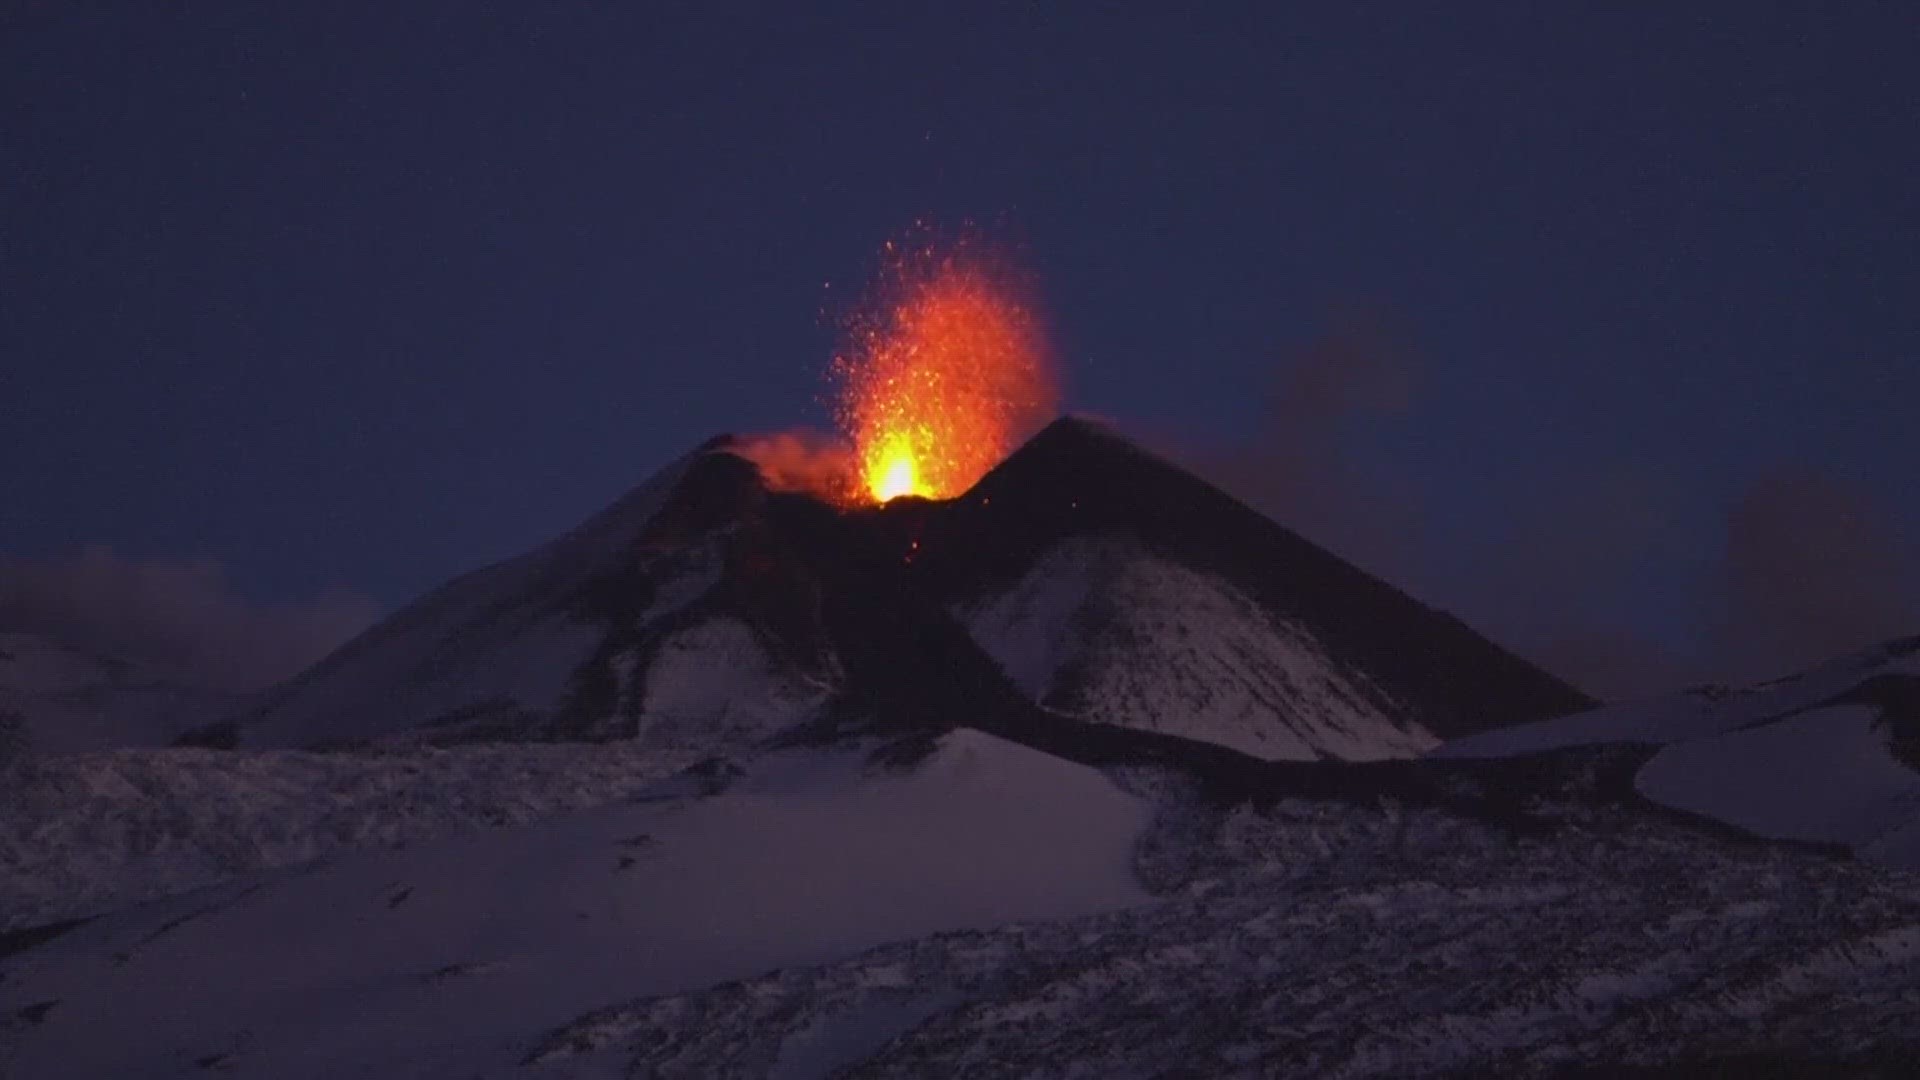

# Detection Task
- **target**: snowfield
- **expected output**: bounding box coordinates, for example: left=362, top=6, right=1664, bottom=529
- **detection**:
left=0, top=743, right=702, bottom=932
left=1637, top=703, right=1920, bottom=868
left=1435, top=636, right=1920, bottom=869
left=1439, top=637, right=1920, bottom=759
left=531, top=785, right=1920, bottom=1078
left=0, top=730, right=1151, bottom=1079
left=6, top=722, right=1920, bottom=1075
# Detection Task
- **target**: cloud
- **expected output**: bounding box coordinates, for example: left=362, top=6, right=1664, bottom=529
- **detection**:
left=1710, top=467, right=1920, bottom=682
left=0, top=546, right=380, bottom=691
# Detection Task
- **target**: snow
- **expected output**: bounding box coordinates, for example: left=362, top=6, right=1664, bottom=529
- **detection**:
left=233, top=455, right=704, bottom=748
left=241, top=611, right=603, bottom=748
left=768, top=991, right=967, bottom=1080
left=632, top=617, right=831, bottom=749
left=956, top=538, right=1436, bottom=761
left=952, top=540, right=1097, bottom=698
left=0, top=730, right=1152, bottom=1079
left=1436, top=640, right=1911, bottom=759
left=529, top=794, right=1920, bottom=1077
left=1637, top=704, right=1920, bottom=865
left=0, top=744, right=700, bottom=930
left=1433, top=637, right=1920, bottom=870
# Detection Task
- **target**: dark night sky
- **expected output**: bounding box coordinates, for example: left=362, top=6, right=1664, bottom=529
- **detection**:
left=4, top=5, right=1916, bottom=695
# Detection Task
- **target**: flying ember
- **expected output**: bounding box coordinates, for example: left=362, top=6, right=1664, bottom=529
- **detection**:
left=831, top=231, right=1059, bottom=504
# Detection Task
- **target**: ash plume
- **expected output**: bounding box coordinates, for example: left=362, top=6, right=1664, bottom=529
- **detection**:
left=728, top=431, right=858, bottom=503
left=1175, top=317, right=1920, bottom=701
left=1176, top=313, right=1423, bottom=593
left=1712, top=466, right=1920, bottom=681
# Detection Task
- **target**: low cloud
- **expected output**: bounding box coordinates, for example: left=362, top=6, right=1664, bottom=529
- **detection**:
left=0, top=546, right=380, bottom=691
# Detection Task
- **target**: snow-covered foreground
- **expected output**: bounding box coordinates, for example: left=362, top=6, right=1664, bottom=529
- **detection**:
left=7, top=726, right=1920, bottom=1076
left=1437, top=636, right=1920, bottom=869
left=0, top=743, right=703, bottom=930
left=0, top=731, right=1151, bottom=1079
left=528, top=793, right=1920, bottom=1077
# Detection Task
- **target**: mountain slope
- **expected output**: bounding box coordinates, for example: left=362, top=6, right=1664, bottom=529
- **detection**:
left=207, top=449, right=839, bottom=751
left=0, top=743, right=701, bottom=932
left=885, top=417, right=1591, bottom=755
left=1437, top=634, right=1920, bottom=867
left=0, top=631, right=234, bottom=754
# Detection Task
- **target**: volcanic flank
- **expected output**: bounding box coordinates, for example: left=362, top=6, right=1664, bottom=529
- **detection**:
left=194, top=416, right=1590, bottom=760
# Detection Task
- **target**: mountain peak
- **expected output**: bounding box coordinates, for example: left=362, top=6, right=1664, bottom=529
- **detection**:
left=899, top=417, right=1594, bottom=747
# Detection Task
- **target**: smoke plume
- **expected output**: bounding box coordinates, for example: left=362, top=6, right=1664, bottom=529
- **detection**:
left=1176, top=319, right=1919, bottom=701
left=728, top=431, right=859, bottom=504
left=1183, top=314, right=1420, bottom=579
left=1711, top=467, right=1920, bottom=681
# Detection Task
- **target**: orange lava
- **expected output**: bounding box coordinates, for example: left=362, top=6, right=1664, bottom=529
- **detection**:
left=831, top=232, right=1058, bottom=504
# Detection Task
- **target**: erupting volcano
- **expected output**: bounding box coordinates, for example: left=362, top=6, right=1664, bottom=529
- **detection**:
left=830, top=232, right=1059, bottom=503
left=197, top=226, right=1588, bottom=762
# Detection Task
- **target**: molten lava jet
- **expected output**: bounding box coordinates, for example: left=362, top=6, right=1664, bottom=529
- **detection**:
left=830, top=232, right=1059, bottom=504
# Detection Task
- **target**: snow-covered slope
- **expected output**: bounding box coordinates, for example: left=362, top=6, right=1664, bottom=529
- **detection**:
left=0, top=631, right=235, bottom=754
left=956, top=538, right=1433, bottom=760
left=1437, top=634, right=1920, bottom=867
left=212, top=450, right=838, bottom=751
left=0, top=730, right=1150, bottom=1079
left=0, top=743, right=700, bottom=931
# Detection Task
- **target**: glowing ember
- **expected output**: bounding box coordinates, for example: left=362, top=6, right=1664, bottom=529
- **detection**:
left=831, top=230, right=1059, bottom=503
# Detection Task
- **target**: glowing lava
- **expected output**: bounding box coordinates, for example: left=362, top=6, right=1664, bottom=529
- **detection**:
left=831, top=231, right=1058, bottom=504
left=872, top=437, right=920, bottom=502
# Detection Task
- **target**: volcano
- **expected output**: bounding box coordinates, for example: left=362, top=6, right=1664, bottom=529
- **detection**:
left=194, top=417, right=1588, bottom=759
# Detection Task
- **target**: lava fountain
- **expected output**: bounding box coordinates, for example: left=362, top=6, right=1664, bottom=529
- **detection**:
left=830, top=231, right=1059, bottom=504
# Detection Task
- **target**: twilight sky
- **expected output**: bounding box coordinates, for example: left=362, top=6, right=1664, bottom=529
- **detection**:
left=3, top=5, right=1916, bottom=695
